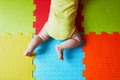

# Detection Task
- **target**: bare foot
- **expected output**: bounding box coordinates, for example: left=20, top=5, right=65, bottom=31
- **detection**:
left=55, top=45, right=64, bottom=60
left=24, top=49, right=34, bottom=57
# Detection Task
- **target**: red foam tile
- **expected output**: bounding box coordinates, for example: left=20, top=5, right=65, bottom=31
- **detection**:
left=75, top=1, right=84, bottom=32
left=34, top=0, right=84, bottom=34
left=82, top=32, right=120, bottom=80
left=33, top=0, right=51, bottom=34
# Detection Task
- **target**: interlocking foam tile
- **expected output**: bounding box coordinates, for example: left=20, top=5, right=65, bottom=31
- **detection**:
left=75, top=0, right=84, bottom=32
left=82, top=0, right=120, bottom=34
left=82, top=32, right=120, bottom=80
left=0, top=33, right=35, bottom=80
left=34, top=0, right=84, bottom=34
left=0, top=0, right=35, bottom=34
left=33, top=38, right=85, bottom=80
left=33, top=0, right=50, bottom=34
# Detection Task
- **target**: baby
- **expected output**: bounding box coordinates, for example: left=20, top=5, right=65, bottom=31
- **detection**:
left=24, top=0, right=82, bottom=60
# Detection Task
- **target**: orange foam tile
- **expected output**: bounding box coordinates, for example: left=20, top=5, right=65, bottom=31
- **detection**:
left=82, top=32, right=120, bottom=80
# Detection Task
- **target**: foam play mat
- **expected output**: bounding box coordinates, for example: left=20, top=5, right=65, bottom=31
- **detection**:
left=0, top=0, right=35, bottom=80
left=0, top=0, right=120, bottom=80
left=33, top=1, right=85, bottom=80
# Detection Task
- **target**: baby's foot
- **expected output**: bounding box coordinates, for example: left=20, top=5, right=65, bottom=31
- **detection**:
left=55, top=45, right=64, bottom=60
left=24, top=49, right=34, bottom=57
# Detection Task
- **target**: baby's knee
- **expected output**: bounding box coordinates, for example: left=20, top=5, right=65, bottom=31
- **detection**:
left=74, top=35, right=82, bottom=45
left=72, top=32, right=82, bottom=43
left=77, top=37, right=82, bottom=44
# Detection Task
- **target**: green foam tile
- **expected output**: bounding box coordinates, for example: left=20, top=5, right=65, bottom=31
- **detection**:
left=0, top=0, right=35, bottom=34
left=82, top=0, right=120, bottom=34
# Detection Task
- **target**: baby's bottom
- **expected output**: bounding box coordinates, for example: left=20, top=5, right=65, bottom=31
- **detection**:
left=24, top=27, right=82, bottom=60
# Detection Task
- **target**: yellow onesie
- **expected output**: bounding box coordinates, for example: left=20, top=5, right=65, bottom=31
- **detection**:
left=45, top=0, right=79, bottom=40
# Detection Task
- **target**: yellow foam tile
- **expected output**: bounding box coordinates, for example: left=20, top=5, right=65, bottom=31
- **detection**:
left=0, top=32, right=34, bottom=80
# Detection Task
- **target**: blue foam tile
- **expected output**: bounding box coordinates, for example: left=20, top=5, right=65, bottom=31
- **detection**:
left=33, top=38, right=85, bottom=80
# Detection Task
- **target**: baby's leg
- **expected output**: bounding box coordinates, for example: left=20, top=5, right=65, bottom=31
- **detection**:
left=55, top=29, right=82, bottom=60
left=24, top=27, right=50, bottom=56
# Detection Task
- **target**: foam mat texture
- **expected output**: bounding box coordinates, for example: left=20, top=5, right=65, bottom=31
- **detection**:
left=0, top=0, right=35, bottom=34
left=33, top=38, right=85, bottom=80
left=82, top=0, right=120, bottom=34
left=0, top=33, right=35, bottom=80
left=83, top=32, right=120, bottom=80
